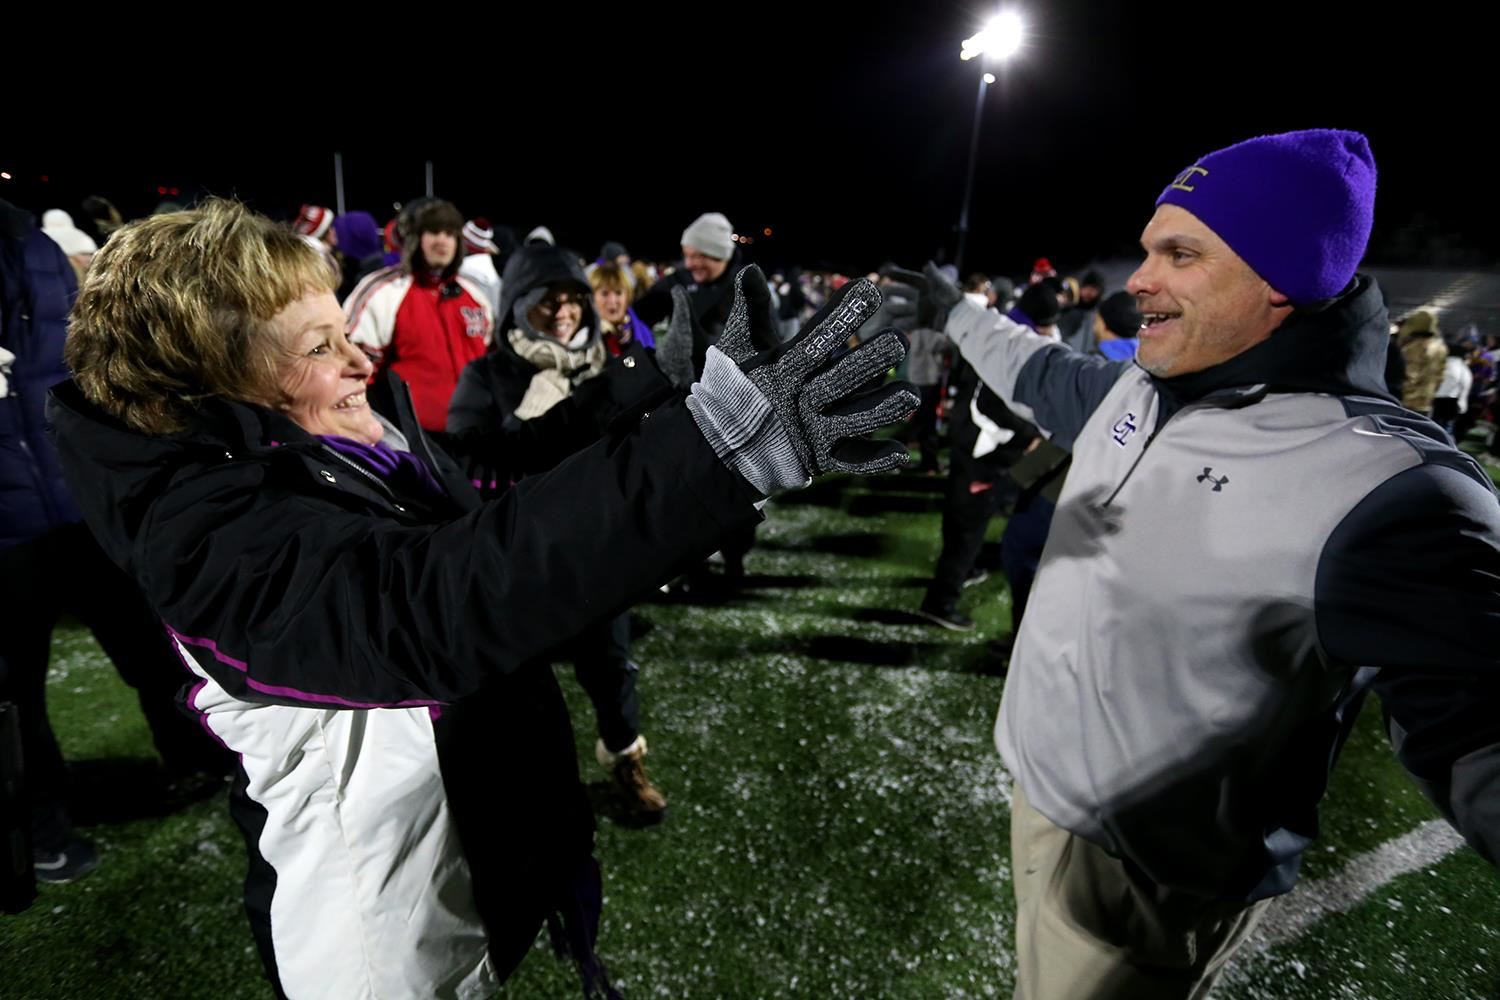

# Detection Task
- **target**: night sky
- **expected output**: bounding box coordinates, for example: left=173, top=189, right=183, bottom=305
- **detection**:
left=8, top=2, right=1491, bottom=280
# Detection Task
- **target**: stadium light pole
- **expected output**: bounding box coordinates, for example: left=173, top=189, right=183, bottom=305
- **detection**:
left=955, top=10, right=1024, bottom=273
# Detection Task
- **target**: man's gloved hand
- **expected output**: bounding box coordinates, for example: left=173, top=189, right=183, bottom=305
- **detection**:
left=877, top=263, right=963, bottom=330
left=687, top=264, right=919, bottom=495
left=655, top=286, right=701, bottom=390
left=922, top=261, right=966, bottom=329
left=863, top=281, right=920, bottom=339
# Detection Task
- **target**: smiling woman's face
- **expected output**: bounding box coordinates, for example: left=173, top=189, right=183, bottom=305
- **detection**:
left=268, top=289, right=382, bottom=444
left=527, top=285, right=587, bottom=342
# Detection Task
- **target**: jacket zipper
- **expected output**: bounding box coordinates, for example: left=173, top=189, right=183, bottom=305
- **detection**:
left=322, top=447, right=407, bottom=512
left=1100, top=394, right=1249, bottom=507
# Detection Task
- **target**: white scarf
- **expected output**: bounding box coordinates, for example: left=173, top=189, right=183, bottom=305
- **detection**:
left=506, top=327, right=608, bottom=420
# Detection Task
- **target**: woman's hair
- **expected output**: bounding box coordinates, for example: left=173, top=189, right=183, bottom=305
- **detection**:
left=630, top=260, right=655, bottom=295
left=587, top=262, right=633, bottom=306
left=67, top=197, right=336, bottom=434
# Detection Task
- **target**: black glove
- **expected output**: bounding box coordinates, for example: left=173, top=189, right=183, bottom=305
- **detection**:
left=655, top=286, right=701, bottom=390
left=920, top=261, right=966, bottom=329
left=877, top=264, right=962, bottom=330
left=714, top=265, right=918, bottom=478
left=863, top=281, right=920, bottom=339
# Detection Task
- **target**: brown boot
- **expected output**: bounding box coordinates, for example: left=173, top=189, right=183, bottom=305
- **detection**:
left=597, top=736, right=667, bottom=821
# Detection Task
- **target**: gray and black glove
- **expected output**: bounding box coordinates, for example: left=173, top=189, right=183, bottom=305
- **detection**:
left=655, top=285, right=701, bottom=390
left=687, top=264, right=919, bottom=495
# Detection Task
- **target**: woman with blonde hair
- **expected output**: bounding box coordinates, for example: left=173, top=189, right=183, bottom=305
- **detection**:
left=589, top=261, right=655, bottom=357
left=50, top=198, right=915, bottom=997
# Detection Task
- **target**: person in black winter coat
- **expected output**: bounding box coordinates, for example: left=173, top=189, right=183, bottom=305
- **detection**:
left=633, top=211, right=745, bottom=361
left=918, top=283, right=1061, bottom=631
left=49, top=198, right=916, bottom=998
left=450, top=243, right=670, bottom=820
left=633, top=212, right=760, bottom=583
left=1, top=199, right=232, bottom=887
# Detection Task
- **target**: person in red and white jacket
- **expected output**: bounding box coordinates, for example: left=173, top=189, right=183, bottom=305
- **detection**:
left=346, top=199, right=493, bottom=430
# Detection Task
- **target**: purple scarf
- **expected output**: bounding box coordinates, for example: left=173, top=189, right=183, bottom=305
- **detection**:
left=318, top=436, right=447, bottom=500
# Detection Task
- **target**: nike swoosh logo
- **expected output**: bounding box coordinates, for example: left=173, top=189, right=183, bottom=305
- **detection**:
left=34, top=854, right=70, bottom=871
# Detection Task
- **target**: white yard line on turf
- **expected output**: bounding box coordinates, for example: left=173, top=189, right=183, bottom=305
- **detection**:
left=1244, top=819, right=1467, bottom=953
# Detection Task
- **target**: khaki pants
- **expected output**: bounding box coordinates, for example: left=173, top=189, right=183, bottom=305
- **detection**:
left=1010, top=784, right=1271, bottom=1000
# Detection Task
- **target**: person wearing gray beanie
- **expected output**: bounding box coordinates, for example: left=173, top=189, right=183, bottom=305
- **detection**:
left=679, top=211, right=734, bottom=265
left=633, top=209, right=745, bottom=372
left=633, top=209, right=759, bottom=589
left=913, top=129, right=1500, bottom=999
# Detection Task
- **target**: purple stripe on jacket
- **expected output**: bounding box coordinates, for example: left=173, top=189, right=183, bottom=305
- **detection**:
left=166, top=626, right=440, bottom=710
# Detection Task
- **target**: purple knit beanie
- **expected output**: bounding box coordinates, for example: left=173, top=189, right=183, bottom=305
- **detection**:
left=331, top=211, right=383, bottom=261
left=1155, top=129, right=1377, bottom=304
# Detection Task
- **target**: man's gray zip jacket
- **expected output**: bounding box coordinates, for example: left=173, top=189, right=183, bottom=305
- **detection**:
left=947, top=275, right=1500, bottom=901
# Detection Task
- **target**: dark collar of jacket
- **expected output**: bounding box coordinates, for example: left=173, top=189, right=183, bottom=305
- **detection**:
left=188, top=370, right=466, bottom=494
left=403, top=245, right=462, bottom=284
left=1150, top=274, right=1392, bottom=423
left=410, top=267, right=460, bottom=292
left=47, top=371, right=479, bottom=541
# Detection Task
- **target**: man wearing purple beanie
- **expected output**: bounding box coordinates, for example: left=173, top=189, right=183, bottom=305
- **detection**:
left=919, top=129, right=1500, bottom=998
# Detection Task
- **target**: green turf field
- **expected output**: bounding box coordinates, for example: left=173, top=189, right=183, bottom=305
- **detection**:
left=4, top=467, right=1498, bottom=999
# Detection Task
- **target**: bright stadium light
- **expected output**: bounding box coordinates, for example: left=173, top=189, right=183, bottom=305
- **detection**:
left=961, top=10, right=1025, bottom=61
left=954, top=9, right=1027, bottom=270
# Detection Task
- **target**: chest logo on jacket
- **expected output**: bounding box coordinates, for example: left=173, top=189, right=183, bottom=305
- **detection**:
left=461, top=306, right=488, bottom=338
left=1111, top=411, right=1139, bottom=447
left=1196, top=467, right=1229, bottom=492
